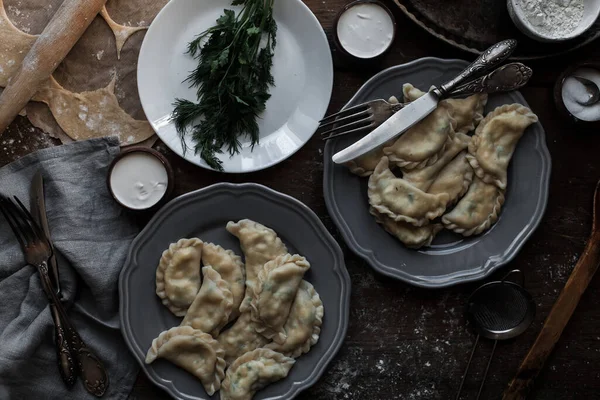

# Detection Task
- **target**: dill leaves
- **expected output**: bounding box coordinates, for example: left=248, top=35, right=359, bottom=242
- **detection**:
left=172, top=0, right=277, bottom=171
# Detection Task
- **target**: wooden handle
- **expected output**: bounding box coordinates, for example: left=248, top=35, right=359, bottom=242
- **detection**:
left=503, top=182, right=600, bottom=399
left=0, top=0, right=107, bottom=133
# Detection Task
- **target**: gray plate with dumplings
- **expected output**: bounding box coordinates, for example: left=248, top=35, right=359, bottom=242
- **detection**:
left=119, top=183, right=350, bottom=399
left=323, top=58, right=551, bottom=288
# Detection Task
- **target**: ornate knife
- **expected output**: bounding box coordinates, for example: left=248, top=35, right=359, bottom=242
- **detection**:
left=332, top=39, right=518, bottom=164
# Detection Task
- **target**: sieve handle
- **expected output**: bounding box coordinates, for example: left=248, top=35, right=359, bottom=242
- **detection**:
left=477, top=341, right=497, bottom=400
left=503, top=181, right=600, bottom=400
left=501, top=269, right=525, bottom=287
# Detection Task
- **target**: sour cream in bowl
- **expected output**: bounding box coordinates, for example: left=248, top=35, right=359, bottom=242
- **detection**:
left=335, top=0, right=396, bottom=60
left=108, top=147, right=174, bottom=211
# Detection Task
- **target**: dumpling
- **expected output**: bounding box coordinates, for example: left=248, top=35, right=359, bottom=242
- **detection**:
left=201, top=243, right=245, bottom=321
left=266, top=280, right=324, bottom=358
left=343, top=96, right=410, bottom=177
left=442, top=177, right=505, bottom=236
left=344, top=139, right=395, bottom=177
left=370, top=207, right=443, bottom=249
left=181, top=266, right=233, bottom=337
left=220, top=349, right=295, bottom=400
left=402, top=132, right=470, bottom=191
left=383, top=102, right=455, bottom=170
left=402, top=83, right=426, bottom=103
left=368, top=157, right=449, bottom=226
left=403, top=83, right=488, bottom=134
left=251, top=254, right=311, bottom=344
left=388, top=95, right=401, bottom=105
left=446, top=94, right=488, bottom=134
left=467, top=104, right=538, bottom=190
left=227, top=220, right=288, bottom=313
left=145, top=326, right=225, bottom=396
left=428, top=151, right=474, bottom=208
left=156, top=238, right=203, bottom=316
left=217, top=312, right=269, bottom=365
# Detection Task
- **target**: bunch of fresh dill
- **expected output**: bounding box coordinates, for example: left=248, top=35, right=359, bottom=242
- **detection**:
left=171, top=0, right=277, bottom=171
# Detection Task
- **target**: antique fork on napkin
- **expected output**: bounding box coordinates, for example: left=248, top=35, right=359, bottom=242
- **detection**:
left=0, top=195, right=108, bottom=397
left=319, top=62, right=533, bottom=141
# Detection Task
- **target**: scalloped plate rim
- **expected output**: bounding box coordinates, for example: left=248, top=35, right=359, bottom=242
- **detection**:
left=119, top=183, right=351, bottom=399
left=323, top=57, right=552, bottom=288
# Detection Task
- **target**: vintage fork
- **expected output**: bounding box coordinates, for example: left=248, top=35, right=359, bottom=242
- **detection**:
left=0, top=195, right=108, bottom=397
left=319, top=62, right=533, bottom=141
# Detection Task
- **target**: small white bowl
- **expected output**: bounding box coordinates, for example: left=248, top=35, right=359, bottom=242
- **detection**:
left=508, top=0, right=600, bottom=43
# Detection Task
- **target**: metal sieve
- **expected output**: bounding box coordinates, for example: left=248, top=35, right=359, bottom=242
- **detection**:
left=456, top=270, right=536, bottom=400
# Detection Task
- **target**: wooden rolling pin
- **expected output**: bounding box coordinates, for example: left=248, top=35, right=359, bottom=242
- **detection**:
left=0, top=0, right=107, bottom=133
left=503, top=181, right=600, bottom=399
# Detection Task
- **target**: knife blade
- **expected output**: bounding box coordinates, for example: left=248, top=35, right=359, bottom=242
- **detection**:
left=30, top=171, right=61, bottom=295
left=332, top=92, right=439, bottom=164
left=332, top=39, right=519, bottom=164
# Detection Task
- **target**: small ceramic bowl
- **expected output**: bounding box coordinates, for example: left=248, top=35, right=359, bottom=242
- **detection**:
left=107, top=147, right=174, bottom=212
left=554, top=62, right=600, bottom=128
left=333, top=0, right=397, bottom=62
left=507, top=0, right=600, bottom=43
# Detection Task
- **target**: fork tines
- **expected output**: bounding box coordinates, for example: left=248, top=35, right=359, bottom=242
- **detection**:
left=318, top=103, right=375, bottom=141
left=0, top=195, right=47, bottom=250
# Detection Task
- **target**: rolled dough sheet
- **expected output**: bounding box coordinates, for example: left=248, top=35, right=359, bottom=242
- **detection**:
left=1, top=0, right=169, bottom=145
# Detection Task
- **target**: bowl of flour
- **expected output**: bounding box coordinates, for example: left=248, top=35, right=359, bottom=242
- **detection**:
left=508, top=0, right=600, bottom=42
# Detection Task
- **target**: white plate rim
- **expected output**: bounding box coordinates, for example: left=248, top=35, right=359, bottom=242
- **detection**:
left=137, top=0, right=334, bottom=173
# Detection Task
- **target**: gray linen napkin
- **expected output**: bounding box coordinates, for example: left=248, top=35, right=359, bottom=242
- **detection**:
left=0, top=137, right=139, bottom=399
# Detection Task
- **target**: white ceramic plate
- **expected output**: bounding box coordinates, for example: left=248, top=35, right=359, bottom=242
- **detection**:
left=138, top=0, right=333, bottom=173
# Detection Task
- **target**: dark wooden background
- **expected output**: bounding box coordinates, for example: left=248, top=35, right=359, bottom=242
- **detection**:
left=2, top=0, right=600, bottom=399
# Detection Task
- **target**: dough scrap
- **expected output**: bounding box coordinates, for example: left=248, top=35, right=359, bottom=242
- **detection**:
left=0, top=0, right=35, bottom=88
left=32, top=76, right=155, bottom=146
left=0, top=0, right=156, bottom=146
left=100, top=6, right=147, bottom=60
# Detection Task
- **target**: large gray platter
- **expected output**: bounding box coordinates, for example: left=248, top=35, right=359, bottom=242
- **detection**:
left=120, top=183, right=350, bottom=399
left=324, top=58, right=551, bottom=288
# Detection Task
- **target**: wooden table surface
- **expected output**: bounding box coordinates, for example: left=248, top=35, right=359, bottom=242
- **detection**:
left=2, top=1, right=600, bottom=399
